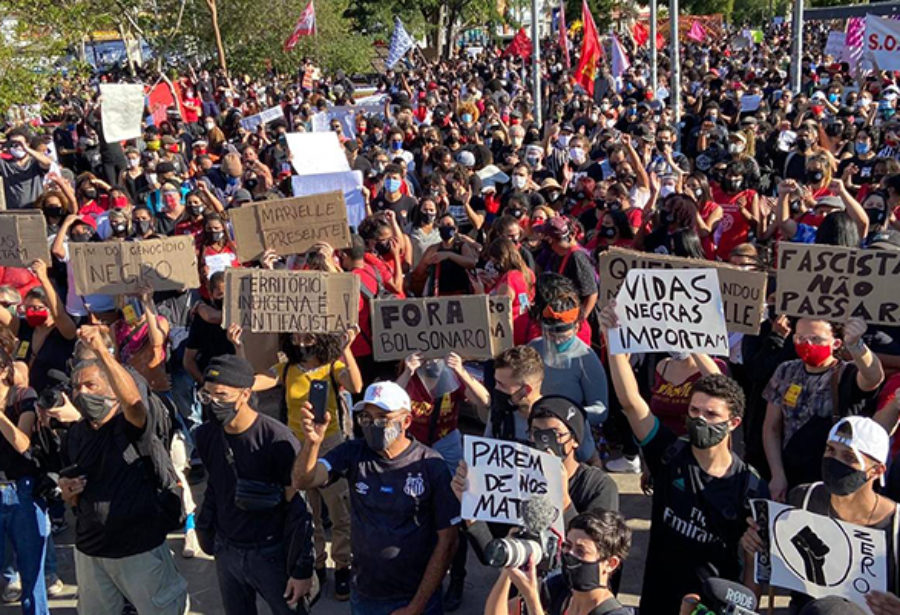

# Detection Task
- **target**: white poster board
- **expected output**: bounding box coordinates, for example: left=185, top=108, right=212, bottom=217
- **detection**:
left=99, top=83, right=145, bottom=142
left=292, top=171, right=366, bottom=229
left=240, top=105, right=285, bottom=132
left=284, top=132, right=350, bottom=176
left=762, top=499, right=887, bottom=613
left=866, top=15, right=900, bottom=72
left=608, top=268, right=729, bottom=356
left=825, top=31, right=846, bottom=58
left=460, top=435, right=565, bottom=535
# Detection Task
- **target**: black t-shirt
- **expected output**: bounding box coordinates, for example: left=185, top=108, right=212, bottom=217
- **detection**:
left=545, top=248, right=599, bottom=299
left=185, top=310, right=235, bottom=372
left=64, top=410, right=170, bottom=557
left=372, top=193, right=417, bottom=222
left=195, top=414, right=299, bottom=545
left=154, top=212, right=181, bottom=237
left=541, top=574, right=633, bottom=615
left=567, top=464, right=619, bottom=521
left=16, top=321, right=75, bottom=395
left=838, top=155, right=878, bottom=186
left=0, top=387, right=39, bottom=480
left=638, top=418, right=769, bottom=614
left=322, top=438, right=458, bottom=601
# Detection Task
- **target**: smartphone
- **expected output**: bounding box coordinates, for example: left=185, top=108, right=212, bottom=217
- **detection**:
left=309, top=380, right=329, bottom=424
left=122, top=304, right=139, bottom=325
left=59, top=464, right=82, bottom=479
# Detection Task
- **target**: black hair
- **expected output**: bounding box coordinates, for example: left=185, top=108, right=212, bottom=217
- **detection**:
left=568, top=511, right=632, bottom=564
left=815, top=212, right=860, bottom=248
left=691, top=374, right=746, bottom=419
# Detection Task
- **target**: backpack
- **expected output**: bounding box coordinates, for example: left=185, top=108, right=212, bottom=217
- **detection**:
left=357, top=264, right=394, bottom=301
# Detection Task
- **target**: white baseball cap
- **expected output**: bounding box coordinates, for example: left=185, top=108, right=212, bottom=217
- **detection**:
left=352, top=381, right=411, bottom=413
left=827, top=416, right=890, bottom=468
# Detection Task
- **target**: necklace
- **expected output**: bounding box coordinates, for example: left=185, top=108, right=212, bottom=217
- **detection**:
left=866, top=494, right=881, bottom=526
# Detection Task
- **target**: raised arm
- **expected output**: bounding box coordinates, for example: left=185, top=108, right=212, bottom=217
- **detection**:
left=79, top=326, right=146, bottom=429
left=32, top=259, right=76, bottom=340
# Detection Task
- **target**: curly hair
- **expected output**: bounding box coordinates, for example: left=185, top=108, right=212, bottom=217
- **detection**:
left=568, top=510, right=632, bottom=564
left=691, top=374, right=746, bottom=419
left=280, top=333, right=343, bottom=366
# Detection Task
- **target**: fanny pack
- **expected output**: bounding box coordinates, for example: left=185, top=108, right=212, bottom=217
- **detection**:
left=222, top=431, right=283, bottom=512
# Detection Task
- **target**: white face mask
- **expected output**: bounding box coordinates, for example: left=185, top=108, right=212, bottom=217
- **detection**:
left=729, top=142, right=745, bottom=155
left=512, top=175, right=527, bottom=190
left=127, top=158, right=139, bottom=169
left=10, top=147, right=25, bottom=160
left=659, top=185, right=676, bottom=198
left=557, top=135, right=570, bottom=148
left=569, top=147, right=586, bottom=165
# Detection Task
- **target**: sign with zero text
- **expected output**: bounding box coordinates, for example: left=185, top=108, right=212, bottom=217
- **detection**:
left=776, top=242, right=900, bottom=325
left=598, top=247, right=766, bottom=334
left=461, top=435, right=565, bottom=535
left=70, top=235, right=199, bottom=295
left=371, top=295, right=494, bottom=361
left=229, top=191, right=351, bottom=262
left=224, top=269, right=359, bottom=334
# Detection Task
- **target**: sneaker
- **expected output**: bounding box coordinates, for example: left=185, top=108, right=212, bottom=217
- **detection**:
left=46, top=574, right=64, bottom=597
left=182, top=529, right=199, bottom=559
left=443, top=576, right=465, bottom=612
left=604, top=455, right=641, bottom=474
left=2, top=580, right=21, bottom=604
left=51, top=518, right=68, bottom=535
left=334, top=567, right=350, bottom=602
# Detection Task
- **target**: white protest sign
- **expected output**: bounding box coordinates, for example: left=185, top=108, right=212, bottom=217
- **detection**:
left=284, top=132, right=350, bottom=176
left=240, top=106, right=285, bottom=132
left=866, top=14, right=900, bottom=72
left=292, top=171, right=366, bottom=229
left=608, top=268, right=729, bottom=356
left=461, top=436, right=565, bottom=535
left=825, top=31, right=846, bottom=58
left=740, top=94, right=762, bottom=112
left=99, top=84, right=145, bottom=142
left=765, top=499, right=886, bottom=612
left=312, top=104, right=384, bottom=139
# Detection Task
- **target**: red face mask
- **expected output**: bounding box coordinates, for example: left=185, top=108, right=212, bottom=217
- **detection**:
left=167, top=144, right=179, bottom=153
left=24, top=306, right=49, bottom=328
left=113, top=196, right=128, bottom=209
left=795, top=341, right=833, bottom=367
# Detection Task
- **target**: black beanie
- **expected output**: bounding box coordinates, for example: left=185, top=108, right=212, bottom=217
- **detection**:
left=203, top=355, right=255, bottom=389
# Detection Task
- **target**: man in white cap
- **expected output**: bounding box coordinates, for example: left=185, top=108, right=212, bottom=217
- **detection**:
left=742, top=415, right=900, bottom=613
left=293, top=381, right=459, bottom=615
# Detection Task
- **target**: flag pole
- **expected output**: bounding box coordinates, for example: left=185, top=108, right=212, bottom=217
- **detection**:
left=669, top=0, right=681, bottom=127
left=649, top=0, right=658, bottom=96
left=531, top=0, right=542, bottom=126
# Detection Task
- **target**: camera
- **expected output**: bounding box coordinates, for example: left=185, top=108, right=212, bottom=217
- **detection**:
left=691, top=577, right=759, bottom=615
left=36, top=369, right=71, bottom=417
left=482, top=496, right=561, bottom=573
left=484, top=532, right=549, bottom=569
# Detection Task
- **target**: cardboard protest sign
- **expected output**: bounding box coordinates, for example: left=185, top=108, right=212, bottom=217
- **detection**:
left=598, top=247, right=766, bottom=334
left=775, top=242, right=900, bottom=325
left=292, top=172, right=366, bottom=230
left=229, top=192, right=351, bottom=262
left=764, top=500, right=886, bottom=611
left=284, top=132, right=350, bottom=176
left=99, top=84, right=145, bottom=142
left=609, top=269, right=729, bottom=356
left=239, top=106, right=285, bottom=132
left=70, top=236, right=199, bottom=295
left=224, top=269, right=359, bottom=334
left=0, top=212, right=51, bottom=266
left=489, top=296, right=514, bottom=356
left=461, top=435, right=565, bottom=535
left=371, top=295, right=493, bottom=361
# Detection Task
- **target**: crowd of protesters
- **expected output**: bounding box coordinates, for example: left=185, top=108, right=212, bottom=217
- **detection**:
left=0, top=15, right=900, bottom=615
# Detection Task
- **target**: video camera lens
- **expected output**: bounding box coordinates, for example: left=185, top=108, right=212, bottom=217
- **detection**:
left=484, top=536, right=543, bottom=568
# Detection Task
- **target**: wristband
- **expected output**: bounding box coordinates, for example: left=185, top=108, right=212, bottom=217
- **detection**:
left=847, top=338, right=865, bottom=354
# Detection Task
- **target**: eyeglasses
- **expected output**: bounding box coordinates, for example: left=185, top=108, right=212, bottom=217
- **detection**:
left=356, top=413, right=399, bottom=427
left=197, top=390, right=241, bottom=404
left=794, top=334, right=831, bottom=345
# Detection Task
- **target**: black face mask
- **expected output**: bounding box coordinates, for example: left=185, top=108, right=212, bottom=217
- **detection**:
left=821, top=457, right=870, bottom=496
left=44, top=207, right=63, bottom=219
left=374, top=240, right=392, bottom=256
left=209, top=230, right=225, bottom=243
left=686, top=416, right=730, bottom=449
left=112, top=223, right=127, bottom=235
left=796, top=137, right=811, bottom=152
left=866, top=208, right=887, bottom=226
left=190, top=205, right=205, bottom=217
left=531, top=428, right=565, bottom=458
left=601, top=226, right=617, bottom=238
left=439, top=226, right=456, bottom=241
left=658, top=210, right=671, bottom=226
left=562, top=552, right=603, bottom=592
left=83, top=189, right=98, bottom=200
left=212, top=298, right=224, bottom=310
left=723, top=178, right=743, bottom=193
left=806, top=169, right=825, bottom=184
left=244, top=178, right=259, bottom=190
left=203, top=398, right=239, bottom=426
left=790, top=201, right=802, bottom=214
left=70, top=231, right=93, bottom=243
left=286, top=344, right=316, bottom=364
left=74, top=392, right=115, bottom=424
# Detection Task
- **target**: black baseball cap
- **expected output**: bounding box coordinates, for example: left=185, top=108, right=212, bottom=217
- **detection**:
left=528, top=395, right=585, bottom=443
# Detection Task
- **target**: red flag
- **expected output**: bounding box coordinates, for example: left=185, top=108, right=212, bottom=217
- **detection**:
left=632, top=22, right=649, bottom=47
left=284, top=0, right=317, bottom=52
left=559, top=2, right=570, bottom=69
left=573, top=0, right=601, bottom=95
left=687, top=20, right=706, bottom=43
left=656, top=31, right=665, bottom=49
left=146, top=82, right=182, bottom=127
left=502, top=28, right=532, bottom=60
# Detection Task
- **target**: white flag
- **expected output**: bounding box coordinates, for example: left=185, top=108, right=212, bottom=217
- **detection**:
left=865, top=14, right=900, bottom=72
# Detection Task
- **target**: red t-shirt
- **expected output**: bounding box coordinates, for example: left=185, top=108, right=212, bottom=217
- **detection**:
left=406, top=373, right=464, bottom=446
left=349, top=264, right=379, bottom=358
left=363, top=252, right=405, bottom=298
left=712, top=186, right=756, bottom=261
left=181, top=97, right=202, bottom=123
left=494, top=270, right=534, bottom=346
